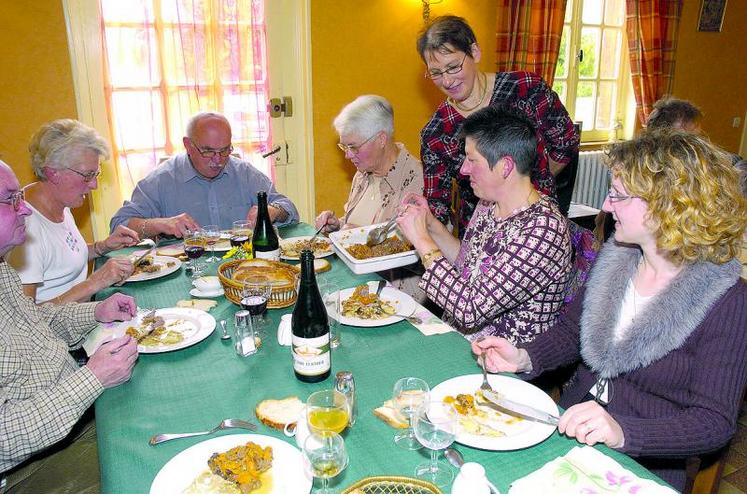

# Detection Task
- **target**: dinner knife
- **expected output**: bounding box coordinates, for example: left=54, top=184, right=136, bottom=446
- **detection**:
left=481, top=390, right=560, bottom=427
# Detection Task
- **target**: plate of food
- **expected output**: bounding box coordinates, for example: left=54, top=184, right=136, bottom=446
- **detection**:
left=334, top=281, right=417, bottom=327
left=329, top=223, right=418, bottom=275
left=151, top=433, right=311, bottom=494
left=280, top=235, right=334, bottom=260
left=126, top=255, right=182, bottom=282
left=430, top=374, right=558, bottom=451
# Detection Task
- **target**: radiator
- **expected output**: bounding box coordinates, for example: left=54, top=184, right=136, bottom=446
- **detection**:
left=571, top=150, right=609, bottom=209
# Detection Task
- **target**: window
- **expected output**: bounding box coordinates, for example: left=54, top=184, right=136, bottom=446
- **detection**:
left=553, top=0, right=632, bottom=142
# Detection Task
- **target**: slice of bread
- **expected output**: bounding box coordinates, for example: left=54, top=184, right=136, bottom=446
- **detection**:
left=373, top=399, right=409, bottom=429
left=176, top=299, right=217, bottom=311
left=255, top=396, right=305, bottom=430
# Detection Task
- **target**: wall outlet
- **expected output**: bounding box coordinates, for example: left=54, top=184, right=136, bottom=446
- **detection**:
left=733, top=117, right=742, bottom=128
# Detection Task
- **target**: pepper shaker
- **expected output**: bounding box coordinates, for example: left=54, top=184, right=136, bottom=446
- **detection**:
left=334, top=371, right=357, bottom=427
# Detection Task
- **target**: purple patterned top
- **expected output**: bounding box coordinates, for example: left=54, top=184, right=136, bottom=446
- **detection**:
left=420, top=195, right=572, bottom=344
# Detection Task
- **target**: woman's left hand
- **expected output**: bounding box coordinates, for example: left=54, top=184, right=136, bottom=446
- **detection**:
left=559, top=400, right=625, bottom=448
left=396, top=202, right=432, bottom=249
left=103, top=225, right=140, bottom=252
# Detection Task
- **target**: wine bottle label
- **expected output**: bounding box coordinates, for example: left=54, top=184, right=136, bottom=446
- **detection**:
left=254, top=248, right=280, bottom=261
left=292, top=334, right=331, bottom=376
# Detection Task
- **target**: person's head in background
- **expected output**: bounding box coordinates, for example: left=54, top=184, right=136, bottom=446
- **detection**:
left=646, top=96, right=702, bottom=133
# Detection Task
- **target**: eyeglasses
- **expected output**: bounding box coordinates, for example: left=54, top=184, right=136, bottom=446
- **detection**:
left=192, top=142, right=234, bottom=159
left=425, top=53, right=468, bottom=80
left=0, top=190, right=25, bottom=211
left=606, top=188, right=637, bottom=203
left=65, top=167, right=101, bottom=183
left=337, top=133, right=378, bottom=154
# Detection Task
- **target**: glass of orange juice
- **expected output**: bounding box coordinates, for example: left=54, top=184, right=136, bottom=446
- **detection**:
left=306, top=390, right=349, bottom=437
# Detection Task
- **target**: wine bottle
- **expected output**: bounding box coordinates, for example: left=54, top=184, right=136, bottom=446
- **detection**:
left=252, top=191, right=280, bottom=260
left=291, top=250, right=331, bottom=382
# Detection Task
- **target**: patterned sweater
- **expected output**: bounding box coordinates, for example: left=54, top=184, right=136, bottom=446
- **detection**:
left=420, top=195, right=572, bottom=343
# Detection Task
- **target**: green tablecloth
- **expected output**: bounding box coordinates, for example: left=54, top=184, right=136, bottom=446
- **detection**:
left=94, top=224, right=669, bottom=493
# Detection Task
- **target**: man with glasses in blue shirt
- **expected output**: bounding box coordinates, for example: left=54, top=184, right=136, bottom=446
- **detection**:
left=111, top=112, right=298, bottom=238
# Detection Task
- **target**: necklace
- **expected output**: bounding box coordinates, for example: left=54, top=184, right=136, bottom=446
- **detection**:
left=449, top=72, right=488, bottom=113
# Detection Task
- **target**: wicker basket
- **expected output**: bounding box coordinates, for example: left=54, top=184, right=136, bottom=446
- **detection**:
left=217, top=259, right=298, bottom=309
left=341, top=476, right=443, bottom=494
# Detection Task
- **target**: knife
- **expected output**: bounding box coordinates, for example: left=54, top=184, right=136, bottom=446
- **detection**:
left=481, top=389, right=560, bottom=426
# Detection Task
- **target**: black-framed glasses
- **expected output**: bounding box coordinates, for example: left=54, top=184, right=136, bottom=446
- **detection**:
left=65, top=167, right=101, bottom=183
left=606, top=187, right=638, bottom=203
left=0, top=190, right=25, bottom=211
left=192, top=143, right=234, bottom=159
left=425, top=53, right=468, bottom=80
left=337, top=133, right=378, bottom=154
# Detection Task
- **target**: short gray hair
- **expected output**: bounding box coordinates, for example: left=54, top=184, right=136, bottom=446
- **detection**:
left=29, top=119, right=110, bottom=180
left=333, top=95, right=394, bottom=139
left=185, top=112, right=230, bottom=139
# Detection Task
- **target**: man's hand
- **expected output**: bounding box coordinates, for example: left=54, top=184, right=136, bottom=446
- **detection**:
left=86, top=336, right=139, bottom=388
left=315, top=210, right=341, bottom=233
left=245, top=206, right=259, bottom=229
left=102, top=225, right=140, bottom=252
left=559, top=400, right=625, bottom=448
left=155, top=213, right=200, bottom=238
left=90, top=258, right=135, bottom=289
left=94, top=293, right=137, bottom=323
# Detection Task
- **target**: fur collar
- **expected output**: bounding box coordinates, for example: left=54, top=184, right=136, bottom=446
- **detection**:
left=580, top=240, right=741, bottom=378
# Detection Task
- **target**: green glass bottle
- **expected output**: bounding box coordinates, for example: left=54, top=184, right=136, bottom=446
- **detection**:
left=291, top=250, right=331, bottom=382
left=252, top=191, right=280, bottom=260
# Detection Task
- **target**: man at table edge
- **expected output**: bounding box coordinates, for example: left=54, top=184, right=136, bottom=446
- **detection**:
left=109, top=112, right=299, bottom=238
left=0, top=160, right=139, bottom=492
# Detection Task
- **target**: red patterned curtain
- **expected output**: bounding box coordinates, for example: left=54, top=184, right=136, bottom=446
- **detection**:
left=495, top=0, right=567, bottom=85
left=625, top=0, right=684, bottom=125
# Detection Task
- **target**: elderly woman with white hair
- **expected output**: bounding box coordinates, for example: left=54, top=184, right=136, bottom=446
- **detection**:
left=316, top=95, right=423, bottom=232
left=8, top=119, right=139, bottom=303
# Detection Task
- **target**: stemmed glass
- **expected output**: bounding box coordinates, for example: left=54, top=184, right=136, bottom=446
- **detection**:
left=306, top=390, right=349, bottom=437
left=230, top=220, right=253, bottom=251
left=413, top=402, right=458, bottom=487
left=240, top=275, right=272, bottom=339
left=392, top=377, right=430, bottom=449
left=303, top=432, right=348, bottom=494
left=202, top=224, right=220, bottom=264
left=183, top=231, right=206, bottom=278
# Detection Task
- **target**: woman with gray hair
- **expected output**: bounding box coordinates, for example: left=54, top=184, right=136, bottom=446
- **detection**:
left=8, top=119, right=139, bottom=303
left=315, top=95, right=423, bottom=231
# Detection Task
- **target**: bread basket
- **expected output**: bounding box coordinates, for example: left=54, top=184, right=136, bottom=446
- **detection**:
left=342, top=476, right=443, bottom=494
left=218, top=259, right=298, bottom=309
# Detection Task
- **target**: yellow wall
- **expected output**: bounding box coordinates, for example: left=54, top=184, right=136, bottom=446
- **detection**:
left=310, top=0, right=497, bottom=216
left=672, top=1, right=747, bottom=153
left=0, top=0, right=92, bottom=239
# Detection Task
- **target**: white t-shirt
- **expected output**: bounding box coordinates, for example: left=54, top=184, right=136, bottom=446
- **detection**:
left=7, top=204, right=89, bottom=302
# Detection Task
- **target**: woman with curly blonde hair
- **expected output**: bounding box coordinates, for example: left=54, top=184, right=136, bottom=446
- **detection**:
left=472, top=130, right=747, bottom=491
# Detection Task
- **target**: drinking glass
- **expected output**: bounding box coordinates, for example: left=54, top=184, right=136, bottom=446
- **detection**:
left=303, top=432, right=348, bottom=494
left=413, top=402, right=457, bottom=487
left=306, top=390, right=350, bottom=437
left=183, top=231, right=206, bottom=278
left=319, top=279, right=341, bottom=349
left=240, top=275, right=272, bottom=339
left=230, top=220, right=253, bottom=252
left=202, top=224, right=221, bottom=264
left=392, top=377, right=430, bottom=450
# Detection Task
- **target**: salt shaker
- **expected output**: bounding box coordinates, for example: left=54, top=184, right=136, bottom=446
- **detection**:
left=234, top=310, right=257, bottom=357
left=451, top=463, right=491, bottom=494
left=334, top=371, right=356, bottom=427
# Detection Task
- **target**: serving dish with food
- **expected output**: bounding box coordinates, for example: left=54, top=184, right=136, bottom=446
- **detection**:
left=331, top=282, right=417, bottom=327
left=430, top=374, right=558, bottom=451
left=126, top=255, right=182, bottom=282
left=279, top=235, right=334, bottom=261
left=329, top=223, right=418, bottom=275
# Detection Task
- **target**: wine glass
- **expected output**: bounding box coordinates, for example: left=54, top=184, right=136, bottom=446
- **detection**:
left=392, top=377, right=430, bottom=449
left=240, top=275, right=272, bottom=339
left=230, top=220, right=253, bottom=252
left=183, top=231, right=206, bottom=278
left=413, top=402, right=457, bottom=487
left=303, top=432, right=348, bottom=494
left=319, top=279, right=341, bottom=349
left=306, top=390, right=349, bottom=437
left=202, top=224, right=220, bottom=263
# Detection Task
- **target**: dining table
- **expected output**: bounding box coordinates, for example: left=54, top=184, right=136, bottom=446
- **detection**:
left=93, top=223, right=672, bottom=493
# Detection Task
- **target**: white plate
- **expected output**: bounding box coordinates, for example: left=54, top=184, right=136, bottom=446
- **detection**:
left=189, top=287, right=224, bottom=298
left=329, top=223, right=418, bottom=275
left=333, top=281, right=417, bottom=327
left=126, top=255, right=182, bottom=282
left=430, top=374, right=558, bottom=451
left=279, top=235, right=335, bottom=261
left=150, top=433, right=311, bottom=494
left=102, top=307, right=215, bottom=354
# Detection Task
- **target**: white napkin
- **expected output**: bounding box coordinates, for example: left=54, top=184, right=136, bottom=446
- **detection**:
left=409, top=304, right=455, bottom=336
left=82, top=322, right=122, bottom=356
left=277, top=314, right=292, bottom=346
left=508, top=446, right=676, bottom=494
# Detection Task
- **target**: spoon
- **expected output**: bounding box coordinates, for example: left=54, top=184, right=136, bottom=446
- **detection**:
left=219, top=320, right=230, bottom=340
left=445, top=448, right=501, bottom=494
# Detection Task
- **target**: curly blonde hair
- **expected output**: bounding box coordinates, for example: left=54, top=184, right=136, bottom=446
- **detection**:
left=605, top=130, right=746, bottom=264
left=28, top=119, right=109, bottom=180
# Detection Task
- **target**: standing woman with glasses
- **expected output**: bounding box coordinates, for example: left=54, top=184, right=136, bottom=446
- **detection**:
left=417, top=16, right=578, bottom=236
left=472, top=130, right=747, bottom=491
left=7, top=119, right=139, bottom=303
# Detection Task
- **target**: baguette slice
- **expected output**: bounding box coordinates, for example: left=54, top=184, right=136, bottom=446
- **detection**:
left=255, top=396, right=305, bottom=430
left=176, top=299, right=217, bottom=312
left=373, top=399, right=409, bottom=429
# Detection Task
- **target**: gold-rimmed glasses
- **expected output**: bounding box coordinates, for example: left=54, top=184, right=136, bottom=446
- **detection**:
left=0, top=190, right=25, bottom=211
left=425, top=53, right=468, bottom=80
left=336, top=133, right=377, bottom=154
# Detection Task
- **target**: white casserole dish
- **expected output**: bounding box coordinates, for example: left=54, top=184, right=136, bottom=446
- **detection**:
left=328, top=222, right=419, bottom=274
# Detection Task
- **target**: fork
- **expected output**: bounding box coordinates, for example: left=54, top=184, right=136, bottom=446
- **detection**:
left=149, top=418, right=257, bottom=445
left=480, top=352, right=494, bottom=392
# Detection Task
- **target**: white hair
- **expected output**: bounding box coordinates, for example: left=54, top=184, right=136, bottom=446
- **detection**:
left=333, top=95, right=394, bottom=139
left=28, top=119, right=109, bottom=180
